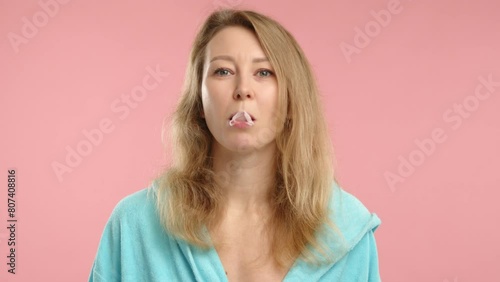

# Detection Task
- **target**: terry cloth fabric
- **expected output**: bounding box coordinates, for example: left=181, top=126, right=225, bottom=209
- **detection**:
left=88, top=180, right=382, bottom=281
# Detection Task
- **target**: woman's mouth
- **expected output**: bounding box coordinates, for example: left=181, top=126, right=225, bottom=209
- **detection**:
left=228, top=111, right=255, bottom=127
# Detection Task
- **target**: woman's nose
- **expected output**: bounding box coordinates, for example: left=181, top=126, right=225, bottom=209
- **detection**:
left=233, top=77, right=253, bottom=100
left=233, top=90, right=253, bottom=100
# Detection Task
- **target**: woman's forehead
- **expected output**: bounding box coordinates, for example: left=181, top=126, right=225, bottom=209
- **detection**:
left=205, top=26, right=266, bottom=60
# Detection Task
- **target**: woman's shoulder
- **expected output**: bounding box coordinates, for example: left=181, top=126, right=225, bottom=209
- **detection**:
left=330, top=181, right=381, bottom=233
left=89, top=180, right=188, bottom=281
left=105, top=179, right=160, bottom=226
left=324, top=181, right=381, bottom=257
left=283, top=181, right=382, bottom=280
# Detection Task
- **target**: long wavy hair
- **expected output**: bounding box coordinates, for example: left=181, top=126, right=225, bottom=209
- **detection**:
left=154, top=8, right=343, bottom=269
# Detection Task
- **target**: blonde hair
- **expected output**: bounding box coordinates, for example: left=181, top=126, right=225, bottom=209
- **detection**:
left=154, top=8, right=344, bottom=269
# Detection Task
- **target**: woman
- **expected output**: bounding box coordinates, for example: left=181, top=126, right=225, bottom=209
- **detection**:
left=89, top=8, right=381, bottom=282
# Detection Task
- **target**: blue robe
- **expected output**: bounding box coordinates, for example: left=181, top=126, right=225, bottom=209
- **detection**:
left=89, top=180, right=382, bottom=281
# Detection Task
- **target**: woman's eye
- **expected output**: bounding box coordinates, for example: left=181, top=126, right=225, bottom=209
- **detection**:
left=258, top=70, right=273, bottom=77
left=213, top=68, right=273, bottom=77
left=214, top=68, right=231, bottom=76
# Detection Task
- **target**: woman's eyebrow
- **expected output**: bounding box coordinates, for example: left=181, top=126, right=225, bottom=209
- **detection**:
left=209, top=55, right=269, bottom=63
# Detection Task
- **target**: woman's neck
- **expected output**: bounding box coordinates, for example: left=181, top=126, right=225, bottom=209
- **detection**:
left=211, top=142, right=277, bottom=215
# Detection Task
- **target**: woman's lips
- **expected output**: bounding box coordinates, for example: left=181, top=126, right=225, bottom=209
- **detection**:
left=228, top=111, right=255, bottom=127
left=228, top=111, right=256, bottom=121
left=230, top=120, right=253, bottom=128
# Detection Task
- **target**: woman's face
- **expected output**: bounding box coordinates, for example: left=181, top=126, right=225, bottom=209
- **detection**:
left=201, top=26, right=279, bottom=153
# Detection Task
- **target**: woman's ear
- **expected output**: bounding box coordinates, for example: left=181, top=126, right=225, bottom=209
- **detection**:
left=200, top=110, right=205, bottom=119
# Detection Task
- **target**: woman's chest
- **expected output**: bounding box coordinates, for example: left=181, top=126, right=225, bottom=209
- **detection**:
left=210, top=226, right=290, bottom=282
left=215, top=245, right=288, bottom=282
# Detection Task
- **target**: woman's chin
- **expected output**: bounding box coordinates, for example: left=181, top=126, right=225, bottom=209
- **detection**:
left=228, top=140, right=256, bottom=153
left=214, top=133, right=275, bottom=154
left=226, top=139, right=275, bottom=155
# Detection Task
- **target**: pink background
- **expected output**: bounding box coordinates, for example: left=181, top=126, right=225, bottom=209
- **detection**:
left=1, top=0, right=499, bottom=281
